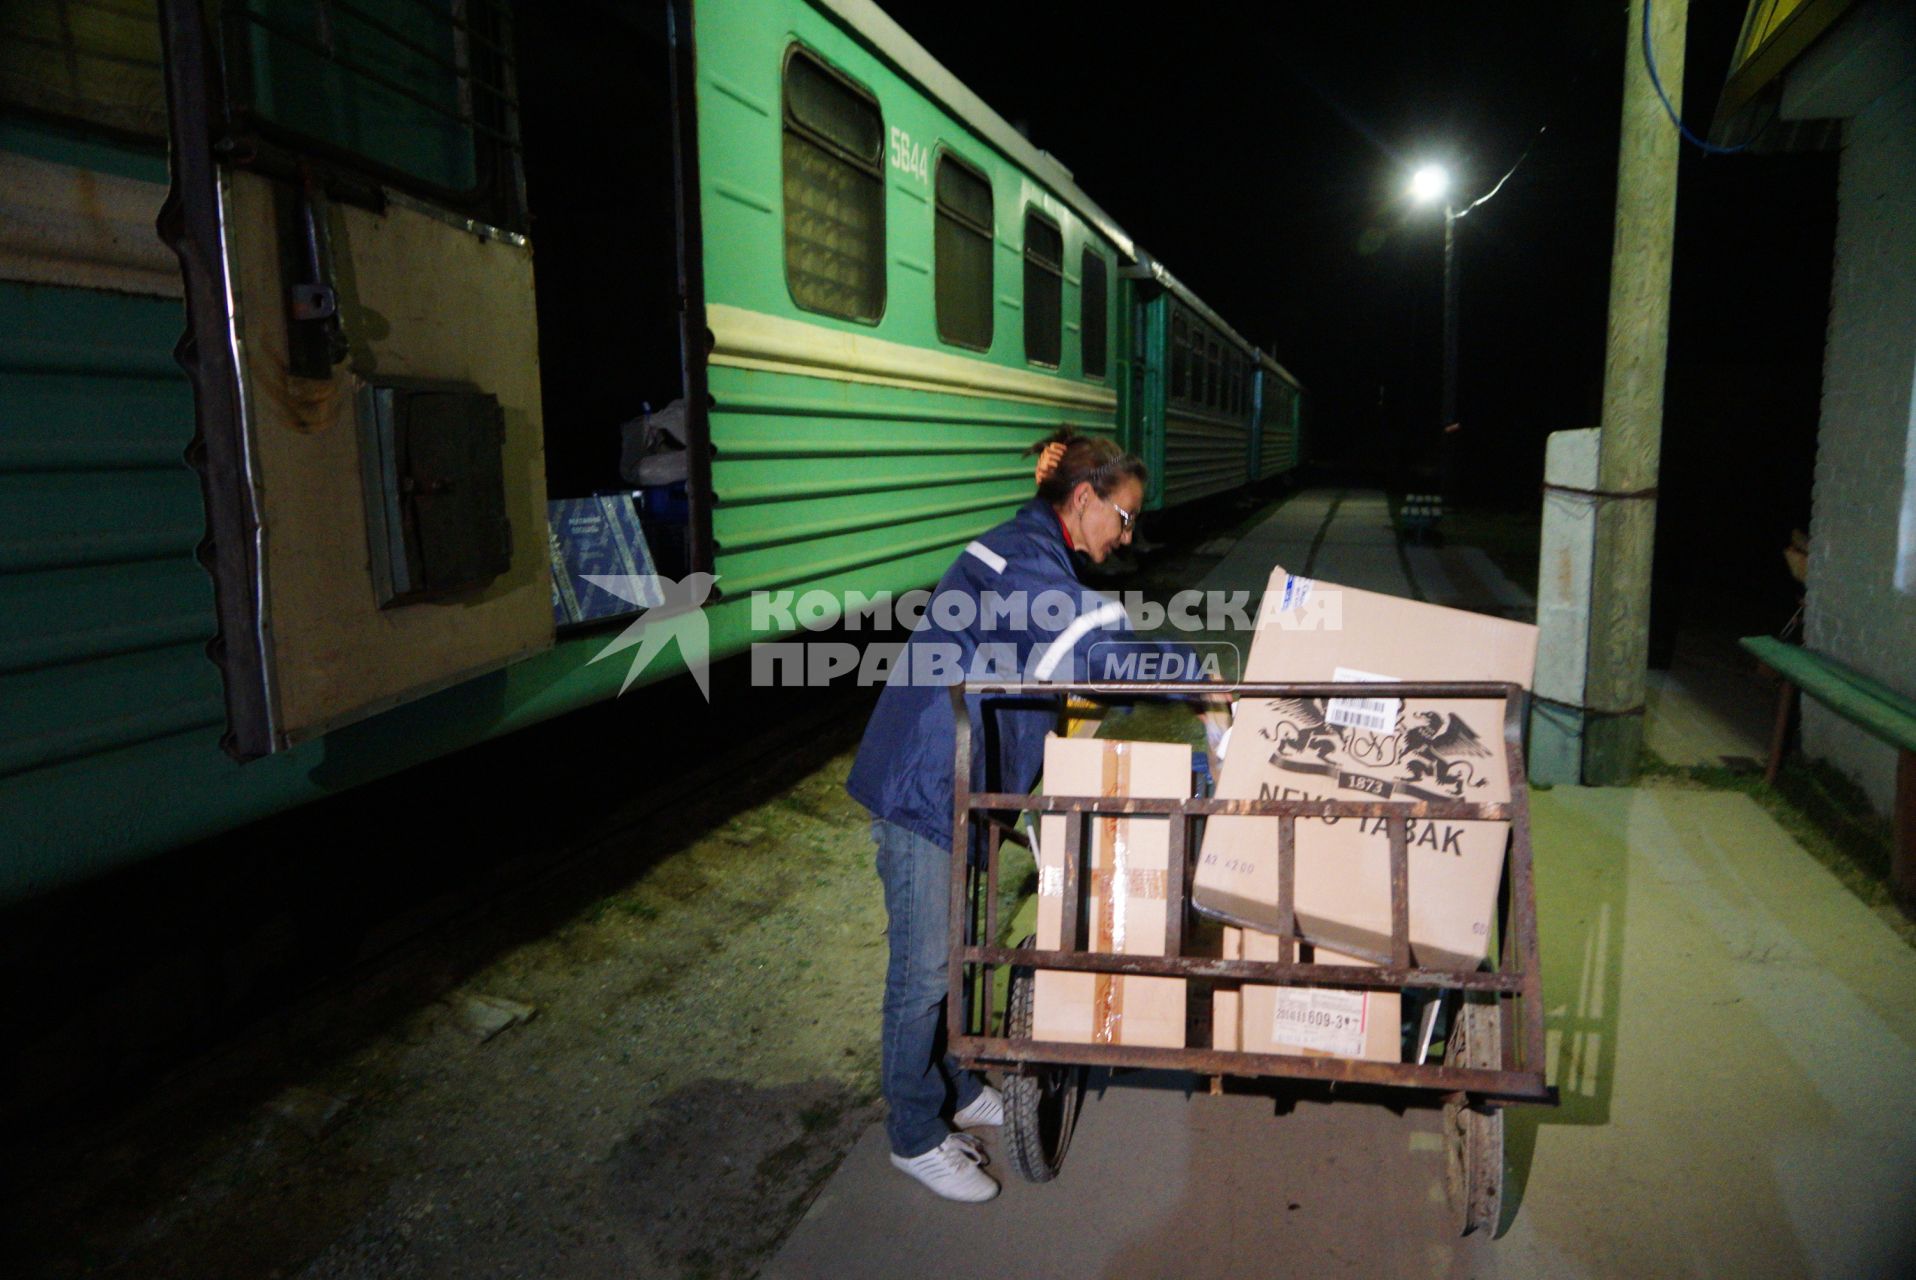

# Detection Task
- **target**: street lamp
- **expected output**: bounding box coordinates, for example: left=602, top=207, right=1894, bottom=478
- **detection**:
left=1408, top=163, right=1459, bottom=513
left=1409, top=163, right=1450, bottom=207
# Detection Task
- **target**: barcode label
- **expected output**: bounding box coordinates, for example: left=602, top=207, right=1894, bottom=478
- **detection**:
left=1268, top=987, right=1368, bottom=1056
left=1324, top=667, right=1401, bottom=732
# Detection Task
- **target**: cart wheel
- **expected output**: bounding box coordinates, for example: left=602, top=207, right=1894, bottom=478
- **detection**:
left=1002, top=937, right=1084, bottom=1183
left=1444, top=995, right=1505, bottom=1237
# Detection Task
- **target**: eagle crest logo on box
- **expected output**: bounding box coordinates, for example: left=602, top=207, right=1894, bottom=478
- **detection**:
left=1192, top=568, right=1537, bottom=970
left=1264, top=689, right=1495, bottom=807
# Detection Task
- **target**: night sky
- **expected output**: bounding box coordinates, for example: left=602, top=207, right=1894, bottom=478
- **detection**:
left=880, top=0, right=1836, bottom=632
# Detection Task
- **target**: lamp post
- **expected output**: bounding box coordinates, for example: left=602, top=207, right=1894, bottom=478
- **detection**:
left=1409, top=164, right=1457, bottom=512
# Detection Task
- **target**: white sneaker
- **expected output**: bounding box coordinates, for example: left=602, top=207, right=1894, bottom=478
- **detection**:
left=953, top=1084, right=1004, bottom=1129
left=890, top=1132, right=1000, bottom=1202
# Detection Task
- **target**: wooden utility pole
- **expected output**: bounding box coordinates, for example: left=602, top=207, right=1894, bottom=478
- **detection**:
left=1583, top=0, right=1686, bottom=784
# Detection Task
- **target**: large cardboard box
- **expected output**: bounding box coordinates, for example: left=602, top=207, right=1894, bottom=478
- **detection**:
left=1033, top=736, right=1190, bottom=1048
left=1213, top=927, right=1400, bottom=1062
left=1193, top=567, right=1537, bottom=969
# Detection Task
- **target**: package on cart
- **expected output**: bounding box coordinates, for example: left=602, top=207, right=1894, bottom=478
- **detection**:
left=1032, top=736, right=1190, bottom=1048
left=546, top=493, right=662, bottom=625
left=1212, top=927, right=1400, bottom=1062
left=1192, top=567, right=1537, bottom=970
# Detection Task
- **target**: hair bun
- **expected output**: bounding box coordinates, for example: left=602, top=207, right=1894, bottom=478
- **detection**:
left=1031, top=429, right=1147, bottom=504
left=1024, top=426, right=1083, bottom=457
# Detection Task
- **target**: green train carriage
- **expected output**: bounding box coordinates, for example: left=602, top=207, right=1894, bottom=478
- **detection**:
left=0, top=0, right=1306, bottom=903
left=1253, top=350, right=1304, bottom=482
left=695, top=0, right=1133, bottom=602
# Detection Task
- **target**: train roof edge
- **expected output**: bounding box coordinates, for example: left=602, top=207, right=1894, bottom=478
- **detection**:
left=816, top=0, right=1136, bottom=260
left=815, top=1, right=1299, bottom=395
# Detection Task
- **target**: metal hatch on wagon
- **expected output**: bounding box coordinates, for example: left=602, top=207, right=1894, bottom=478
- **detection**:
left=157, top=0, right=552, bottom=759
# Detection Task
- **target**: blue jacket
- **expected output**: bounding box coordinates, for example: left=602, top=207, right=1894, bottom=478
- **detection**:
left=847, top=498, right=1190, bottom=849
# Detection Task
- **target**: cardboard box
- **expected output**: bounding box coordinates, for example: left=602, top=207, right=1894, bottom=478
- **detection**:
left=1214, top=927, right=1401, bottom=1062
left=1192, top=567, right=1537, bottom=970
left=1033, top=736, right=1190, bottom=1048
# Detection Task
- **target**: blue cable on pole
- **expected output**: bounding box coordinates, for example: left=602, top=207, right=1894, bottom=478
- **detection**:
left=1642, top=0, right=1750, bottom=155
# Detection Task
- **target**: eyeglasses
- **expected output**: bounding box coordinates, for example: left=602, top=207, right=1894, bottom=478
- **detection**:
left=1106, top=496, right=1135, bottom=534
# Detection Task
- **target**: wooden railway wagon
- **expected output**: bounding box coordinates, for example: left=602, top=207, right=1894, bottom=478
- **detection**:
left=0, top=0, right=1306, bottom=903
left=1253, top=350, right=1305, bottom=483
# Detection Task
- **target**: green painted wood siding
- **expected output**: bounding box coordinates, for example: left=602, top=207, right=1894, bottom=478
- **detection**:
left=694, top=0, right=1120, bottom=610
left=0, top=283, right=224, bottom=779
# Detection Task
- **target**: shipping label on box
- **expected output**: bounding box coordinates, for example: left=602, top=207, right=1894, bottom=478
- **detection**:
left=1033, top=736, right=1191, bottom=1049
left=1221, top=928, right=1401, bottom=1061
left=1193, top=568, right=1537, bottom=970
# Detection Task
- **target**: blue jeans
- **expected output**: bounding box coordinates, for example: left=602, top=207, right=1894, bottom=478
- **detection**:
left=873, top=818, right=983, bottom=1158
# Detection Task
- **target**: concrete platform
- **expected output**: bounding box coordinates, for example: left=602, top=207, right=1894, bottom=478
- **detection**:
left=1198, top=488, right=1534, bottom=618
left=767, top=787, right=1916, bottom=1278
left=1643, top=628, right=1776, bottom=769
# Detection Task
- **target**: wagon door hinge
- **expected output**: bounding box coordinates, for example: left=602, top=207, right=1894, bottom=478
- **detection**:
left=281, top=164, right=350, bottom=378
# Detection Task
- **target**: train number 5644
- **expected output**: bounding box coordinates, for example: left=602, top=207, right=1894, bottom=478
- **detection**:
left=889, top=126, right=929, bottom=183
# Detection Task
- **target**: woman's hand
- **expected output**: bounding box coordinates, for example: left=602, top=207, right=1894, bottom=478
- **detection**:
left=1034, top=441, right=1066, bottom=485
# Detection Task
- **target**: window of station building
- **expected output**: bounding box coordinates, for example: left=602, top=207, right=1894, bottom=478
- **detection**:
left=782, top=47, right=885, bottom=323
left=934, top=151, right=993, bottom=350
left=1023, top=208, right=1063, bottom=367
left=1081, top=249, right=1108, bottom=380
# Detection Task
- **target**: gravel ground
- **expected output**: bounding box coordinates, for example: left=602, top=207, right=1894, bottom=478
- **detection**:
left=5, top=746, right=890, bottom=1280
left=2, top=489, right=1282, bottom=1279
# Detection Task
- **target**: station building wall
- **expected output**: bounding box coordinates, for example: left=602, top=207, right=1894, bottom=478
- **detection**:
left=1802, top=71, right=1916, bottom=813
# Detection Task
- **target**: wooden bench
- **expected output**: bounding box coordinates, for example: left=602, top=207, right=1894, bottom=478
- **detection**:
left=1741, top=635, right=1916, bottom=905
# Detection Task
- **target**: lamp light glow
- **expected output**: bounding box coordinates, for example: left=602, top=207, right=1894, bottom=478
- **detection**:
left=1409, top=164, right=1451, bottom=205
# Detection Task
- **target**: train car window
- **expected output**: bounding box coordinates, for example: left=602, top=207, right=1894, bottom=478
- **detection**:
left=1080, top=249, right=1108, bottom=380
left=782, top=47, right=886, bottom=323
left=215, top=0, right=520, bottom=227
left=1171, top=311, right=1189, bottom=402
left=1207, top=338, right=1221, bottom=411
left=1, top=0, right=166, bottom=141
left=1023, top=209, right=1062, bottom=367
left=1190, top=320, right=1203, bottom=405
left=934, top=151, right=993, bottom=350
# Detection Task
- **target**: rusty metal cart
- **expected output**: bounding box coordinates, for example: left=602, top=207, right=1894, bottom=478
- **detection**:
left=945, top=680, right=1556, bottom=1237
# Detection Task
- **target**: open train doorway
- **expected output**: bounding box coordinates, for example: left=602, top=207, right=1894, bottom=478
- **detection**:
left=516, top=1, right=705, bottom=583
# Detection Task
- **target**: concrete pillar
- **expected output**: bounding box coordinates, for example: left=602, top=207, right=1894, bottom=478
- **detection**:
left=1531, top=429, right=1601, bottom=784
left=1583, top=0, right=1687, bottom=785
